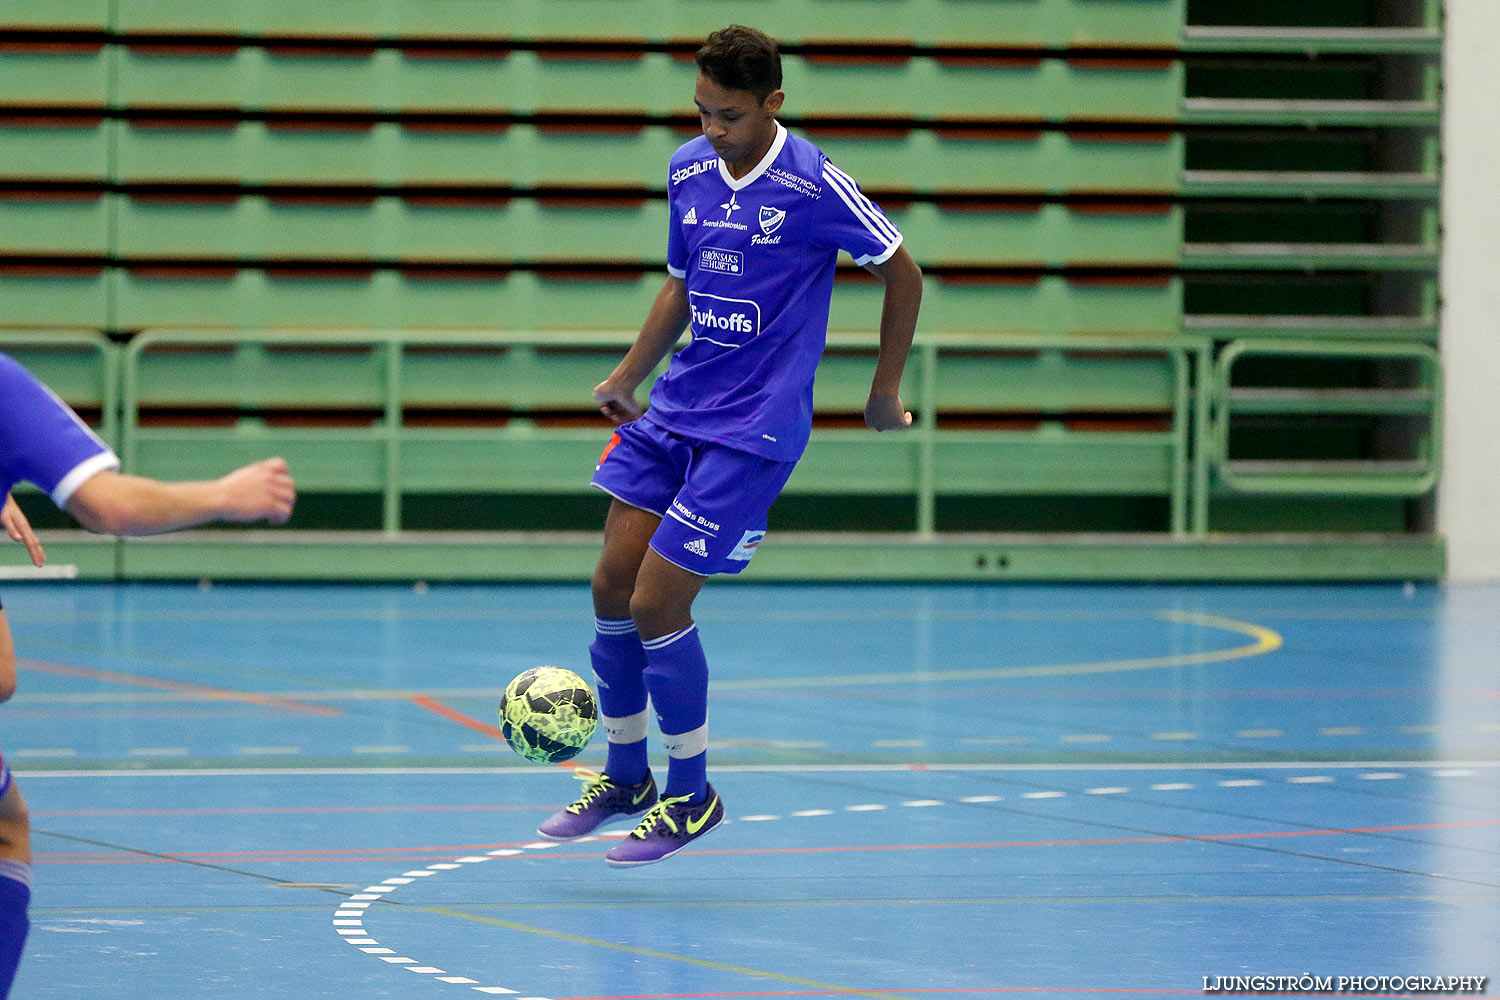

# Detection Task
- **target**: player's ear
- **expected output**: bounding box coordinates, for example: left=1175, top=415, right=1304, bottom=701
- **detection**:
left=764, top=90, right=784, bottom=116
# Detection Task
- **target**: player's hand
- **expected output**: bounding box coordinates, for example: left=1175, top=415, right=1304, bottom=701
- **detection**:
left=594, top=379, right=644, bottom=425
left=2, top=493, right=46, bottom=567
left=865, top=392, right=913, bottom=432
left=215, top=458, right=296, bottom=525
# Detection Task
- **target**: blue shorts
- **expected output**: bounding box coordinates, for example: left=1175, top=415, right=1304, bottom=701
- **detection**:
left=590, top=416, right=797, bottom=576
left=0, top=753, right=10, bottom=801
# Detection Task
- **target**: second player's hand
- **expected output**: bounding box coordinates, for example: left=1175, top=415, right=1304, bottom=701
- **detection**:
left=594, top=380, right=644, bottom=425
left=215, top=457, right=297, bottom=525
left=865, top=392, right=913, bottom=432
left=2, top=493, right=46, bottom=567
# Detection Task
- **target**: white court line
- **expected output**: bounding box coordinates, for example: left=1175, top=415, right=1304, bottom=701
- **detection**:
left=17, top=761, right=1500, bottom=778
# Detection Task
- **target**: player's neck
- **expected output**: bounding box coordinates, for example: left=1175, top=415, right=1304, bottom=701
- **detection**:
left=722, top=125, right=779, bottom=180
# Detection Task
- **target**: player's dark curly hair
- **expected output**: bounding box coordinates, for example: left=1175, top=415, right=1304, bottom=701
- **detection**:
left=695, top=25, right=782, bottom=101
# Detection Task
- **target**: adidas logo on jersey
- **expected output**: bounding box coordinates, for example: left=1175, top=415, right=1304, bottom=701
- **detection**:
left=683, top=207, right=698, bottom=225
left=683, top=538, right=709, bottom=558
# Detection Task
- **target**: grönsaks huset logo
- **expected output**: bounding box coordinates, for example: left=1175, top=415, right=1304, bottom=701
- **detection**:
left=688, top=291, right=761, bottom=348
left=698, top=247, right=743, bottom=275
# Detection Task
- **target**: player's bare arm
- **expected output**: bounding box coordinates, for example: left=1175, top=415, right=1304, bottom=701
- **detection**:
left=1, top=496, right=43, bottom=569
left=64, top=457, right=296, bottom=537
left=861, top=245, right=923, bottom=431
left=594, top=276, right=691, bottom=424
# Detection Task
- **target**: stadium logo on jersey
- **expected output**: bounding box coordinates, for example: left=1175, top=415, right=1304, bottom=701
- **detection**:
left=671, top=158, right=718, bottom=185
left=728, top=530, right=765, bottom=562
left=758, top=206, right=786, bottom=235
left=688, top=291, right=761, bottom=348
left=698, top=247, right=743, bottom=276
left=683, top=206, right=698, bottom=225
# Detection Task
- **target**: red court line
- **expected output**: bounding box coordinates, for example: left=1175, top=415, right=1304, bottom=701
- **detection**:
left=410, top=694, right=578, bottom=769
left=34, top=804, right=550, bottom=818
left=410, top=694, right=507, bottom=741
left=18, top=658, right=340, bottom=716
left=33, top=818, right=1500, bottom=866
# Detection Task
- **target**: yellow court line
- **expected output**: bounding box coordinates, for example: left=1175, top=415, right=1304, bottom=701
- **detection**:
left=13, top=612, right=1285, bottom=703
left=416, top=905, right=914, bottom=1000
left=710, top=611, right=1283, bottom=690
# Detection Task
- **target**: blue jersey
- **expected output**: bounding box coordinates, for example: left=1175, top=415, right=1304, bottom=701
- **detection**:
left=0, top=352, right=119, bottom=508
left=647, top=124, right=903, bottom=461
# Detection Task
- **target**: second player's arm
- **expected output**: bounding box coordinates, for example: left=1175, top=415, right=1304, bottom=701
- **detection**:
left=861, top=245, right=923, bottom=431
left=64, top=458, right=295, bottom=537
left=593, top=275, right=692, bottom=424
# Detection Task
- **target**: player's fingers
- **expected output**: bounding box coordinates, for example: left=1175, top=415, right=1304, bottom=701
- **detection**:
left=23, top=535, right=45, bottom=568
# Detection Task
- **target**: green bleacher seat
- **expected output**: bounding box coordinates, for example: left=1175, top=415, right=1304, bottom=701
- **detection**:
left=109, top=267, right=671, bottom=330
left=107, top=45, right=1180, bottom=121
left=115, top=48, right=700, bottom=116
left=0, top=44, right=110, bottom=106
left=0, top=120, right=110, bottom=184
left=888, top=202, right=1181, bottom=267
left=784, top=56, right=1179, bottom=122
left=0, top=267, right=111, bottom=328
left=0, top=192, right=110, bottom=256
left=825, top=274, right=1182, bottom=334
left=812, top=129, right=1182, bottom=196
left=113, top=120, right=691, bottom=188
left=0, top=0, right=108, bottom=30
left=107, top=195, right=1179, bottom=269
left=110, top=0, right=1184, bottom=48
left=109, top=120, right=1183, bottom=196
left=112, top=194, right=665, bottom=263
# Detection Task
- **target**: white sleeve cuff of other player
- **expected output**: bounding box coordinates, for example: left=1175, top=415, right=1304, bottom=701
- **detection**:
left=662, top=722, right=709, bottom=759
left=601, top=709, right=650, bottom=744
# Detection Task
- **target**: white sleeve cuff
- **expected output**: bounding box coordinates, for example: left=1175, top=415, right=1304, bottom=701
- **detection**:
left=852, top=233, right=903, bottom=267
left=50, top=450, right=120, bottom=509
left=666, top=264, right=687, bottom=279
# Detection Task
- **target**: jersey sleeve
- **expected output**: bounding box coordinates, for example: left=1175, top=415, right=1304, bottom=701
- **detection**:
left=0, top=353, right=120, bottom=508
left=665, top=169, right=689, bottom=279
left=815, top=160, right=904, bottom=266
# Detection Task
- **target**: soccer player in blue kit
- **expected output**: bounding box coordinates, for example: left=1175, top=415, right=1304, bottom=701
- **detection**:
left=0, top=351, right=296, bottom=997
left=536, top=25, right=923, bottom=866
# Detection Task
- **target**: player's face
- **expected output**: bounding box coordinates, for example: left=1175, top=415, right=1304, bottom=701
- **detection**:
left=694, top=73, right=784, bottom=171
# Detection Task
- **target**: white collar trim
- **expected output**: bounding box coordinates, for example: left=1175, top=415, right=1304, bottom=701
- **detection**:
left=717, top=123, right=787, bottom=191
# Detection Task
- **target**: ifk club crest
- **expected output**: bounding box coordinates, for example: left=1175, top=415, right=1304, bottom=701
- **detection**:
left=758, top=205, right=786, bottom=235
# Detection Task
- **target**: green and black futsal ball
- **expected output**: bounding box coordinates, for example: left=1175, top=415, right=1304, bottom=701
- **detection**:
left=499, top=666, right=598, bottom=763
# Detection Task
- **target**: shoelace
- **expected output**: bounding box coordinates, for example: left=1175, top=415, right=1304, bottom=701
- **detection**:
left=564, top=770, right=614, bottom=815
left=629, top=794, right=694, bottom=839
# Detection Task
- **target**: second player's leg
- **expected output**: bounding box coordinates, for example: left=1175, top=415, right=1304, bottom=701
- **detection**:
left=0, top=781, right=30, bottom=999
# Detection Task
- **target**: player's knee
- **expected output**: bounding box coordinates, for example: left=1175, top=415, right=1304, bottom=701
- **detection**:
left=0, top=650, right=15, bottom=703
left=591, top=560, right=636, bottom=617
left=627, top=587, right=688, bottom=640
left=0, top=790, right=29, bottom=851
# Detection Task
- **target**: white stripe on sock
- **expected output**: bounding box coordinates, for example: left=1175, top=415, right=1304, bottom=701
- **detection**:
left=662, top=723, right=709, bottom=759
left=602, top=709, right=650, bottom=745
left=641, top=625, right=697, bottom=651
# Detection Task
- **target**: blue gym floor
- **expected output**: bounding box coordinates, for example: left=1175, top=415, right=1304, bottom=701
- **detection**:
left=3, top=582, right=1498, bottom=998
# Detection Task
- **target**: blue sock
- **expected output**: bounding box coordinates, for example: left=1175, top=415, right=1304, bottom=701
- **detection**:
left=641, top=624, right=710, bottom=802
left=0, top=862, right=31, bottom=1000
left=589, top=617, right=650, bottom=786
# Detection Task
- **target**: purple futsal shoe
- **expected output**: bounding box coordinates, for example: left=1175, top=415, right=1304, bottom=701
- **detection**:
left=604, top=784, right=725, bottom=867
left=537, top=770, right=658, bottom=841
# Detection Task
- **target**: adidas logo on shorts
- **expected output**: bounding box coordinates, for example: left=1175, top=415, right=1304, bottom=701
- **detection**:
left=683, top=537, right=709, bottom=557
